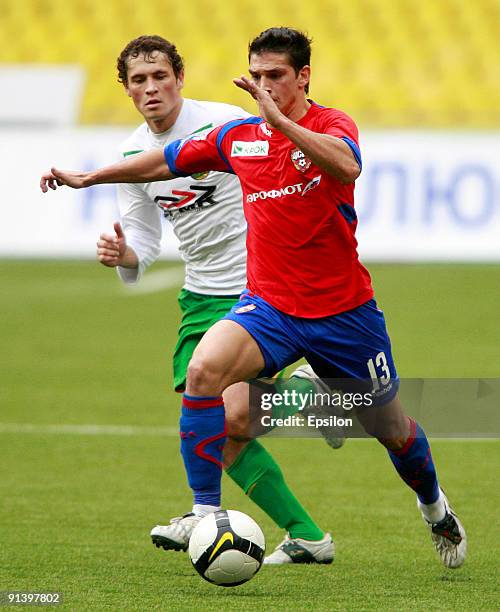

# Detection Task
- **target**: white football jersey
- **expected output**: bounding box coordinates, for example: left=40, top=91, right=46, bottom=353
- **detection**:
left=117, top=98, right=250, bottom=295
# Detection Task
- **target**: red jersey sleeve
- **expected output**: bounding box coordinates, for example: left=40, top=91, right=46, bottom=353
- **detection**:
left=319, top=108, right=362, bottom=170
left=163, top=125, right=233, bottom=176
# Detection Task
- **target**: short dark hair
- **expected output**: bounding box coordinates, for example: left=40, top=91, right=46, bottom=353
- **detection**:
left=248, top=27, right=312, bottom=92
left=117, top=35, right=184, bottom=85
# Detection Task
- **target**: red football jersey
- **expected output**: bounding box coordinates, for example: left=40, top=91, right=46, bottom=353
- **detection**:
left=164, top=101, right=373, bottom=317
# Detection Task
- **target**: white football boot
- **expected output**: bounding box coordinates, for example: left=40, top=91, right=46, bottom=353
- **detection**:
left=150, top=513, right=201, bottom=552
left=264, top=532, right=334, bottom=565
left=418, top=490, right=467, bottom=568
left=292, top=364, right=346, bottom=449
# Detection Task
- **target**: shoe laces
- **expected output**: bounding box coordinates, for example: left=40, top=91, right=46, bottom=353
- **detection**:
left=169, top=512, right=195, bottom=525
left=432, top=512, right=462, bottom=545
left=275, top=533, right=297, bottom=550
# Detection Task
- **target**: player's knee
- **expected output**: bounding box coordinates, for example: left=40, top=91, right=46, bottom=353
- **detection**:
left=186, top=356, right=223, bottom=395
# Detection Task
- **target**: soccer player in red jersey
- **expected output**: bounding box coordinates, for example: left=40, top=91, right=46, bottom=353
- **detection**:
left=41, top=27, right=466, bottom=569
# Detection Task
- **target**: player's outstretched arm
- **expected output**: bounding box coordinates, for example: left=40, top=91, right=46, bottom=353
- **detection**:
left=40, top=149, right=172, bottom=192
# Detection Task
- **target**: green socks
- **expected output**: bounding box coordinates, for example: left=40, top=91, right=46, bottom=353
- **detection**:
left=226, top=439, right=324, bottom=541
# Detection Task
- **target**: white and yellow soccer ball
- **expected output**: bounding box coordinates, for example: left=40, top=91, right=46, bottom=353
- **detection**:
left=188, top=510, right=265, bottom=587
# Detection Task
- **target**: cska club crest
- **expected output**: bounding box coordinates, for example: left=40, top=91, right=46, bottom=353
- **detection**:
left=290, top=148, right=311, bottom=172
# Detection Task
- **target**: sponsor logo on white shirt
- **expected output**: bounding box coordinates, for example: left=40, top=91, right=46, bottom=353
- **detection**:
left=231, top=141, right=269, bottom=157
left=191, top=171, right=210, bottom=180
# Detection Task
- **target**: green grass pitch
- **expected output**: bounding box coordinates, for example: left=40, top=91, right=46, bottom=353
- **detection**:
left=1, top=261, right=499, bottom=611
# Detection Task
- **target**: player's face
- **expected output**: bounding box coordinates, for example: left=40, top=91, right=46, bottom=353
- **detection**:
left=249, top=52, right=310, bottom=119
left=125, top=52, right=184, bottom=133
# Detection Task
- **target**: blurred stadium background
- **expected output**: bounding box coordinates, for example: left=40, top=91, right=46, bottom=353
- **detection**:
left=1, top=1, right=499, bottom=609
left=2, top=0, right=499, bottom=126
left=1, top=0, right=499, bottom=259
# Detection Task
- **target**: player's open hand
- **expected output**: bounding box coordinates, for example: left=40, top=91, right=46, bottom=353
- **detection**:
left=233, top=75, right=284, bottom=128
left=40, top=167, right=91, bottom=192
left=96, top=222, right=127, bottom=268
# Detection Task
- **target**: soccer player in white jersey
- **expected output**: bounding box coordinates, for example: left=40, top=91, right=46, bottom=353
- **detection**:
left=95, top=36, right=334, bottom=564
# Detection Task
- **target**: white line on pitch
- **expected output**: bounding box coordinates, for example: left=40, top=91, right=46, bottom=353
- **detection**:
left=0, top=423, right=178, bottom=436
left=0, top=424, right=496, bottom=441
left=124, top=267, right=185, bottom=295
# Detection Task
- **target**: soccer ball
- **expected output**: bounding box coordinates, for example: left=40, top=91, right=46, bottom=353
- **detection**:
left=188, top=510, right=265, bottom=587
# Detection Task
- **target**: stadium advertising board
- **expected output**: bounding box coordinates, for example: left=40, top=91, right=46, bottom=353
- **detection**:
left=2, top=128, right=499, bottom=261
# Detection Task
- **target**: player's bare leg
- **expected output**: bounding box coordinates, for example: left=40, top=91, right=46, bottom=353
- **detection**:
left=186, top=319, right=265, bottom=396
left=152, top=324, right=333, bottom=559
left=355, top=393, right=409, bottom=449
left=151, top=321, right=264, bottom=551
left=356, top=393, right=466, bottom=568
left=178, top=318, right=264, bottom=526
left=222, top=382, right=252, bottom=467
left=189, top=322, right=333, bottom=560
left=221, top=380, right=333, bottom=564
